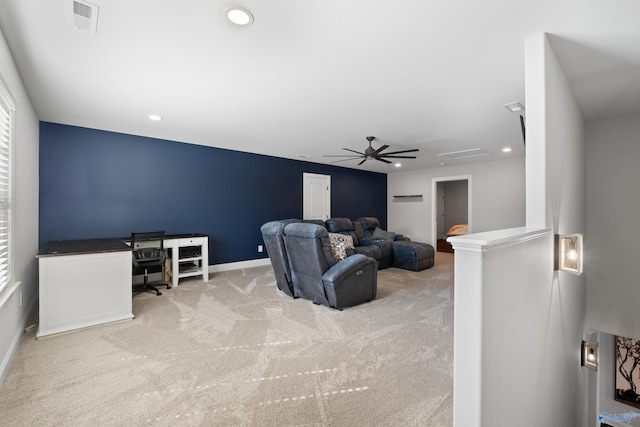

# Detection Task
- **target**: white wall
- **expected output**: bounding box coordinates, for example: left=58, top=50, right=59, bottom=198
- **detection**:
left=451, top=32, right=587, bottom=427
left=0, top=27, right=40, bottom=386
left=586, top=112, right=640, bottom=426
left=387, top=157, right=525, bottom=244
left=536, top=32, right=588, bottom=425
left=586, top=111, right=640, bottom=340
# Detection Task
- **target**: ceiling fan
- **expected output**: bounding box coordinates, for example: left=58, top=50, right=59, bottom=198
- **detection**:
left=324, top=136, right=419, bottom=165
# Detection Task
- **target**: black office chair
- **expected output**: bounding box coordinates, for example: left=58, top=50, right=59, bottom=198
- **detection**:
left=131, top=231, right=171, bottom=296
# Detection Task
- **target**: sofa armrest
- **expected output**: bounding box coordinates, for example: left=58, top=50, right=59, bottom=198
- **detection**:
left=322, top=254, right=377, bottom=308
left=322, top=254, right=372, bottom=281
left=359, top=237, right=382, bottom=246
left=357, top=237, right=393, bottom=269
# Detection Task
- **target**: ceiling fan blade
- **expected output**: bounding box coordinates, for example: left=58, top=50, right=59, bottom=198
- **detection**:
left=379, top=148, right=419, bottom=156
left=323, top=155, right=363, bottom=158
left=330, top=158, right=362, bottom=163
left=374, top=144, right=389, bottom=155
left=380, top=155, right=418, bottom=159
left=324, top=138, right=418, bottom=165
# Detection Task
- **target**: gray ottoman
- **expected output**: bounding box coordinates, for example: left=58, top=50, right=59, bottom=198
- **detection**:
left=391, top=241, right=435, bottom=271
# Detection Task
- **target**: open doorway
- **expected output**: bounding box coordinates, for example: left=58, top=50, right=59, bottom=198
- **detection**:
left=432, top=176, right=472, bottom=252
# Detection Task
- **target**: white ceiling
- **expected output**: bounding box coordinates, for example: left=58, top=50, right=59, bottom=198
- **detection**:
left=1, top=0, right=639, bottom=173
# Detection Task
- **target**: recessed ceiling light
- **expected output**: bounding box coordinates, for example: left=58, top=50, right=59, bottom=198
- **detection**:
left=504, top=101, right=525, bottom=113
left=394, top=163, right=402, bottom=168
left=502, top=147, right=512, bottom=153
left=226, top=7, right=254, bottom=26
left=440, top=162, right=447, bottom=166
left=148, top=114, right=162, bottom=121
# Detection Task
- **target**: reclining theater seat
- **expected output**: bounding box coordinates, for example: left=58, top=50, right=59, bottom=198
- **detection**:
left=283, top=222, right=377, bottom=309
left=325, top=218, right=391, bottom=269
left=356, top=217, right=409, bottom=242
left=260, top=219, right=301, bottom=297
left=356, top=217, right=435, bottom=272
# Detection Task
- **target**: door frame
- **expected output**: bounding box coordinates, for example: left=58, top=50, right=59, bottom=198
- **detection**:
left=431, top=175, right=472, bottom=248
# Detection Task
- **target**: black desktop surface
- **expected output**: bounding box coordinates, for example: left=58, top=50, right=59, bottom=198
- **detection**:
left=37, top=238, right=132, bottom=257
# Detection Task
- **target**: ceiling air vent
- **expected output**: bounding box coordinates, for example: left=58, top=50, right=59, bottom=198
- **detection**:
left=71, top=0, right=99, bottom=34
left=438, top=148, right=490, bottom=160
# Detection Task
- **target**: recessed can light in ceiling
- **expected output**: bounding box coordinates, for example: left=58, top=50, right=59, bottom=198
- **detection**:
left=502, top=147, right=512, bottom=153
left=504, top=101, right=525, bottom=113
left=394, top=163, right=402, bottom=168
left=148, top=114, right=162, bottom=121
left=226, top=7, right=254, bottom=26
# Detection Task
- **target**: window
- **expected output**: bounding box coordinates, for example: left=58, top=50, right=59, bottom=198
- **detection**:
left=0, top=75, right=15, bottom=294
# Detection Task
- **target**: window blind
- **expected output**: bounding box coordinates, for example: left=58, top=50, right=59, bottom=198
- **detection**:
left=0, top=83, right=13, bottom=293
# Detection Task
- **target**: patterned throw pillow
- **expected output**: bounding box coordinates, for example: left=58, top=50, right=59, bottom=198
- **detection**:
left=328, top=233, right=354, bottom=261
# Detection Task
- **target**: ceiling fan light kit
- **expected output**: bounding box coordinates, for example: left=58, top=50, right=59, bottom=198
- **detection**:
left=324, top=136, right=419, bottom=166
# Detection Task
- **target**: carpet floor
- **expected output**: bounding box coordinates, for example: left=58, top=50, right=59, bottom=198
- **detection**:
left=0, top=252, right=454, bottom=426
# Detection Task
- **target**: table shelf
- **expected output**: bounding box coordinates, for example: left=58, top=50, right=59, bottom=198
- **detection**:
left=164, top=235, right=209, bottom=287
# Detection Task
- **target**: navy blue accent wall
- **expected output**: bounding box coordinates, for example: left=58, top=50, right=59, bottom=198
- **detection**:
left=39, top=123, right=387, bottom=264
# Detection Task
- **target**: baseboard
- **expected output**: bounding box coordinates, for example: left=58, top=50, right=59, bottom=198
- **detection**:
left=209, top=258, right=271, bottom=273
left=133, top=258, right=272, bottom=284
left=0, top=283, right=37, bottom=389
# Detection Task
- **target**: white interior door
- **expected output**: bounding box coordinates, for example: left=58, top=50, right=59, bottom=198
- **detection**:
left=303, top=173, right=331, bottom=220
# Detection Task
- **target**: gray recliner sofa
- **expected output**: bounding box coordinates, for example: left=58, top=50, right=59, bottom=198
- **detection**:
left=325, top=217, right=393, bottom=269
left=283, top=222, right=377, bottom=309
left=260, top=219, right=301, bottom=297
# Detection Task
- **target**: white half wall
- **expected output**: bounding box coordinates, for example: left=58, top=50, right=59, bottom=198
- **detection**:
left=451, top=32, right=587, bottom=426
left=387, top=157, right=525, bottom=244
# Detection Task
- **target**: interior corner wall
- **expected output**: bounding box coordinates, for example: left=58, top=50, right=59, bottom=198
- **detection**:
left=586, top=111, right=640, bottom=340
left=518, top=33, right=587, bottom=426
left=387, top=157, right=525, bottom=243
left=0, top=28, right=40, bottom=387
left=38, top=123, right=387, bottom=265
left=525, top=34, right=548, bottom=229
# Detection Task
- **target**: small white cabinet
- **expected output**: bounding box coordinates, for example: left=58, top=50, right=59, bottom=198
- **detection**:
left=163, top=234, right=209, bottom=287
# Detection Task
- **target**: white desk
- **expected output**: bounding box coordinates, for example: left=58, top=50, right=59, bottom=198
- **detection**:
left=162, top=234, right=209, bottom=288
left=36, top=239, right=134, bottom=339
left=36, top=234, right=210, bottom=338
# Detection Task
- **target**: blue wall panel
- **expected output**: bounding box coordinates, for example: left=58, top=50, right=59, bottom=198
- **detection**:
left=39, top=123, right=387, bottom=264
